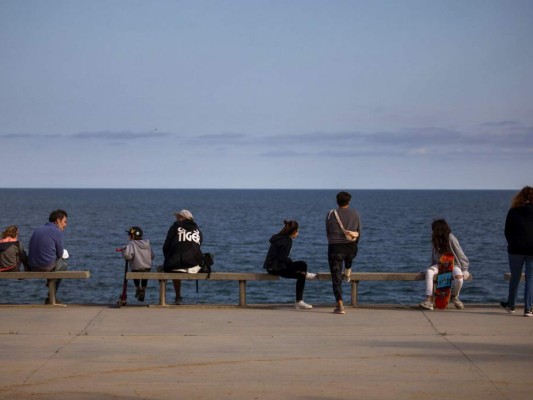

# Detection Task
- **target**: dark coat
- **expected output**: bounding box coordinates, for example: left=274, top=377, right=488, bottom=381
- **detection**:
left=505, top=204, right=533, bottom=256
left=163, top=219, right=204, bottom=271
left=263, top=233, right=293, bottom=272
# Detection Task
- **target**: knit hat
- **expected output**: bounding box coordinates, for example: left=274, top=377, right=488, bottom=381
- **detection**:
left=175, top=210, right=193, bottom=220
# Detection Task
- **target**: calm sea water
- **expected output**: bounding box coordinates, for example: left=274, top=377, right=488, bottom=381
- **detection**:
left=0, top=189, right=517, bottom=306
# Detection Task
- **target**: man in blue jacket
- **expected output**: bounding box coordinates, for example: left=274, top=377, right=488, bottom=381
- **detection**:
left=29, top=209, right=69, bottom=304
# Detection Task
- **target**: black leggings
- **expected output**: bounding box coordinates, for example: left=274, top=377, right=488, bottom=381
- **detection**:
left=328, top=243, right=358, bottom=302
left=134, top=279, right=148, bottom=288
left=269, top=261, right=308, bottom=301
left=132, top=270, right=150, bottom=288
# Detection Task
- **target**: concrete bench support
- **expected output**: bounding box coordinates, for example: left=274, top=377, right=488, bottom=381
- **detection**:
left=126, top=272, right=280, bottom=306
left=0, top=271, right=91, bottom=306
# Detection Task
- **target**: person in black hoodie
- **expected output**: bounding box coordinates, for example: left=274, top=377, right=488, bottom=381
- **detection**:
left=501, top=186, right=533, bottom=317
left=263, top=220, right=317, bottom=310
left=163, top=209, right=204, bottom=305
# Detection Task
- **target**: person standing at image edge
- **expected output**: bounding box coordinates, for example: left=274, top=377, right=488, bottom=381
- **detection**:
left=326, top=191, right=361, bottom=315
left=501, top=186, right=533, bottom=317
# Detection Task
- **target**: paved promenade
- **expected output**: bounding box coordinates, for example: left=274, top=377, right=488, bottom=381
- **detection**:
left=0, top=304, right=531, bottom=400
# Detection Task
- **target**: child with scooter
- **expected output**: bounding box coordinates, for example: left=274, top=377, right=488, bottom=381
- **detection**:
left=119, top=226, right=154, bottom=303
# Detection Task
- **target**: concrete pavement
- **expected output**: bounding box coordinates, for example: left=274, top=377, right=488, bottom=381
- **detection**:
left=1, top=304, right=531, bottom=400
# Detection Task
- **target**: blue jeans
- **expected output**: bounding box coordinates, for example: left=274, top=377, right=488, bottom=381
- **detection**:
left=506, top=254, right=533, bottom=311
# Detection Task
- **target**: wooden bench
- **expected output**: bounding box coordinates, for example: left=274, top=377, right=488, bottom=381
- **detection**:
left=0, top=271, right=91, bottom=306
left=126, top=272, right=279, bottom=306
left=317, top=272, right=473, bottom=307
left=504, top=272, right=525, bottom=281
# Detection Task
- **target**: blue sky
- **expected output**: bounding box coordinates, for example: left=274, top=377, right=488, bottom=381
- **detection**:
left=1, top=0, right=532, bottom=189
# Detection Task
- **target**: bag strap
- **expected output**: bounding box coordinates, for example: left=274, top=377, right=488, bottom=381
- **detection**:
left=331, top=209, right=348, bottom=234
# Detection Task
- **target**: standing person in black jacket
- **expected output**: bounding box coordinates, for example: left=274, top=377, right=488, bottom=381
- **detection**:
left=163, top=210, right=204, bottom=305
left=263, top=220, right=317, bottom=310
left=501, top=186, right=533, bottom=317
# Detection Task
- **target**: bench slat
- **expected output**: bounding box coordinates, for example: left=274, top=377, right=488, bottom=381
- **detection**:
left=0, top=271, right=91, bottom=279
left=317, top=272, right=472, bottom=282
left=126, top=272, right=279, bottom=281
left=316, top=272, right=425, bottom=281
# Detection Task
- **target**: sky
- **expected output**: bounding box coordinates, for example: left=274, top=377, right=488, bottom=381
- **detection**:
left=1, top=0, right=532, bottom=189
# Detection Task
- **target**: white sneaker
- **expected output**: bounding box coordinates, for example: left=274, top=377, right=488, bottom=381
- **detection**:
left=333, top=305, right=345, bottom=314
left=306, top=272, right=318, bottom=280
left=295, top=301, right=313, bottom=310
left=342, top=268, right=352, bottom=283
left=452, top=297, right=464, bottom=310
left=419, top=299, right=434, bottom=310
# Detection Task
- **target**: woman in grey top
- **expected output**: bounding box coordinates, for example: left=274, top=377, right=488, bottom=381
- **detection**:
left=419, top=219, right=470, bottom=311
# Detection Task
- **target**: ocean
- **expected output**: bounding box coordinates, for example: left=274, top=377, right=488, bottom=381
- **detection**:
left=0, top=189, right=517, bottom=306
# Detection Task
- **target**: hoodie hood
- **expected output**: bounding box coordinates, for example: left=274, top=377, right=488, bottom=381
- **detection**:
left=181, top=218, right=199, bottom=231
left=263, top=234, right=292, bottom=271
left=130, top=239, right=151, bottom=251
left=269, top=233, right=287, bottom=244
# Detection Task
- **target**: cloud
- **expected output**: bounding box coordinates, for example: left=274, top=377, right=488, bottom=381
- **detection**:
left=2, top=123, right=532, bottom=159
left=0, top=133, right=61, bottom=140
left=480, top=120, right=520, bottom=127
left=259, top=150, right=310, bottom=157
left=186, top=132, right=248, bottom=145
left=0, top=131, right=171, bottom=141
left=256, top=124, right=533, bottom=158
left=72, top=131, right=171, bottom=140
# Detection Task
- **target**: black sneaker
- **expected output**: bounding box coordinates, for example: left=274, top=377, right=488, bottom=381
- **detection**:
left=138, top=289, right=145, bottom=302
left=524, top=309, right=532, bottom=317
left=500, top=301, right=515, bottom=314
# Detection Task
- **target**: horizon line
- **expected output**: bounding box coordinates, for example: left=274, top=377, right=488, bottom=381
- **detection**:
left=0, top=187, right=518, bottom=191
